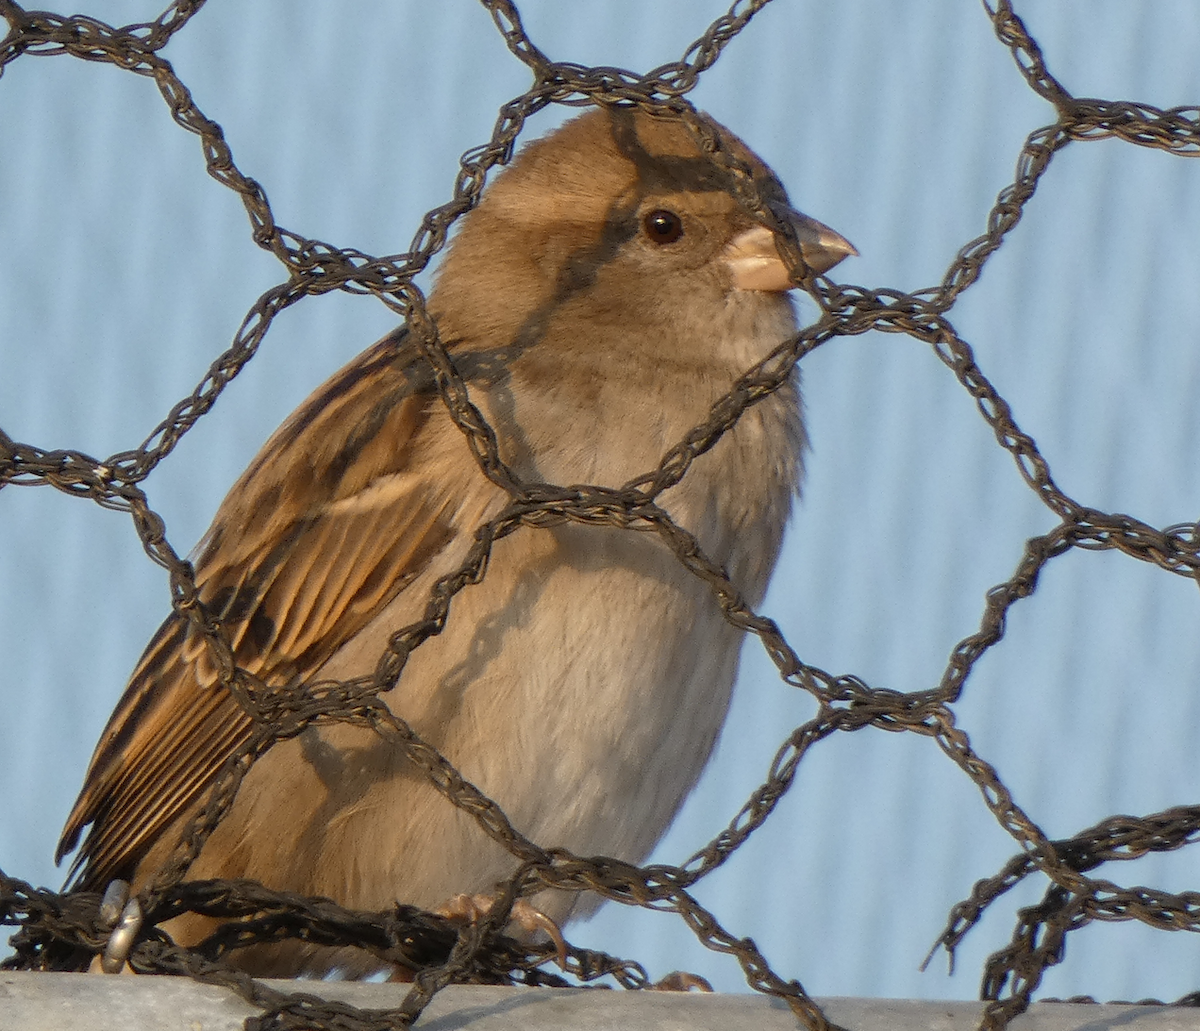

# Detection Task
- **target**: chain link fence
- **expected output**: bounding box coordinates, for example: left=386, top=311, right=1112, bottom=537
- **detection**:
left=2, top=1, right=1199, bottom=1029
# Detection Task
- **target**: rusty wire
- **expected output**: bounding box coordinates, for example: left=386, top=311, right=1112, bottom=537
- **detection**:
left=2, top=1, right=1200, bottom=1029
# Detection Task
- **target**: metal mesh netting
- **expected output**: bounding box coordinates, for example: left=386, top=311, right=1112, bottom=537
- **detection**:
left=2, top=2, right=1199, bottom=1030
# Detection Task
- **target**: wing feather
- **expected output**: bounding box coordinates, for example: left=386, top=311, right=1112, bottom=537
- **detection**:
left=58, top=331, right=474, bottom=889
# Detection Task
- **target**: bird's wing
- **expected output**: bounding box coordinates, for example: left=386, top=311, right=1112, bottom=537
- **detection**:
left=58, top=331, right=483, bottom=888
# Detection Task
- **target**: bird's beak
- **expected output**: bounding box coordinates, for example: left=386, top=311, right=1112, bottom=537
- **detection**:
left=725, top=211, right=857, bottom=292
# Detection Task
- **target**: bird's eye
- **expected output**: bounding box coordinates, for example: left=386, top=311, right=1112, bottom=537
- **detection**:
left=642, top=209, right=684, bottom=245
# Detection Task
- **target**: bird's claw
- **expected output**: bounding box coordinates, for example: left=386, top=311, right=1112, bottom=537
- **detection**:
left=435, top=892, right=570, bottom=970
left=652, top=970, right=714, bottom=992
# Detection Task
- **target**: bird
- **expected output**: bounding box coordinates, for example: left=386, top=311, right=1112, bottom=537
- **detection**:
left=56, top=104, right=855, bottom=977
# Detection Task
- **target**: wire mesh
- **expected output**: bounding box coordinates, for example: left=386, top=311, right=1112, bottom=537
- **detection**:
left=2, top=2, right=1199, bottom=1029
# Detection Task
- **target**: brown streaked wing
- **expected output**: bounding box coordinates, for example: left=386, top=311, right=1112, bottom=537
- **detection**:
left=58, top=332, right=471, bottom=889
left=57, top=620, right=257, bottom=888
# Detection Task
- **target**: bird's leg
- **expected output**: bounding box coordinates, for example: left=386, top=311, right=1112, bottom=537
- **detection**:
left=435, top=892, right=570, bottom=969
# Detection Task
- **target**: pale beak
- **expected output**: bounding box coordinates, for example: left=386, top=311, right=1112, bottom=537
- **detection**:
left=725, top=211, right=857, bottom=292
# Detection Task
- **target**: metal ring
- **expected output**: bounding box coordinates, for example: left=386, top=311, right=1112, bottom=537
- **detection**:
left=100, top=897, right=143, bottom=974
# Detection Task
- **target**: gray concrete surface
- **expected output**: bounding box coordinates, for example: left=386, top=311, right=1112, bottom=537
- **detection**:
left=1, top=972, right=1197, bottom=1031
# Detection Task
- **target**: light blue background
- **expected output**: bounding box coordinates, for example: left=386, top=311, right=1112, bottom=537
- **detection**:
left=2, top=0, right=1199, bottom=1002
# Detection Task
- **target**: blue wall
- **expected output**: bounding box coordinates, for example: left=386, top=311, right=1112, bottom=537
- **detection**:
left=2, top=0, right=1199, bottom=1001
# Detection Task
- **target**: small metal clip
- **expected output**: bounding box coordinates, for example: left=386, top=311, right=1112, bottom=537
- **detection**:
left=98, top=880, right=143, bottom=974
left=98, top=879, right=130, bottom=928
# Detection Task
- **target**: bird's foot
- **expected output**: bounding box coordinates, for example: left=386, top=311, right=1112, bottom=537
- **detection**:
left=435, top=892, right=569, bottom=969
left=652, top=970, right=714, bottom=992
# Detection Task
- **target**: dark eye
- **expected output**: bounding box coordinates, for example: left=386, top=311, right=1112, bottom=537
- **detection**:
left=642, top=209, right=684, bottom=245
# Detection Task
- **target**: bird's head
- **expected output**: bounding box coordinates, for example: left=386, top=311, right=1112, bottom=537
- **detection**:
left=429, top=106, right=855, bottom=366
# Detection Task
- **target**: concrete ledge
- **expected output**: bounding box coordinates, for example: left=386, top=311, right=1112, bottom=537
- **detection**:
left=1, top=971, right=1196, bottom=1030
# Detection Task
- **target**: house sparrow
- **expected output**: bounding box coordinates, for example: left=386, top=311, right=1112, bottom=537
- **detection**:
left=56, top=105, right=855, bottom=976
